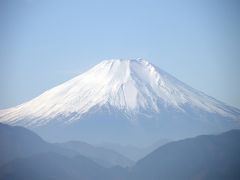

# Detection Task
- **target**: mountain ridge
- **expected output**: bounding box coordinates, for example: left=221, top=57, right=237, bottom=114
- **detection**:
left=130, top=129, right=240, bottom=180
left=0, top=123, right=133, bottom=168
left=1, top=124, right=240, bottom=180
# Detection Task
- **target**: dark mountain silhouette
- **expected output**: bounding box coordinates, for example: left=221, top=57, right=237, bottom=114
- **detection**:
left=1, top=123, right=240, bottom=180
left=0, top=152, right=124, bottom=180
left=0, top=123, right=132, bottom=168
left=130, top=129, right=240, bottom=180
left=0, top=123, right=58, bottom=166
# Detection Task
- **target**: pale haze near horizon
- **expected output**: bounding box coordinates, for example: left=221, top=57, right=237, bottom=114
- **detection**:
left=0, top=0, right=240, bottom=109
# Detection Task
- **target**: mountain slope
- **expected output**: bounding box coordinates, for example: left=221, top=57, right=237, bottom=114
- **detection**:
left=0, top=59, right=240, bottom=145
left=130, top=129, right=240, bottom=180
left=0, top=123, right=132, bottom=168
left=0, top=152, right=118, bottom=180
left=98, top=138, right=171, bottom=161
left=56, top=141, right=134, bottom=168
left=1, top=128, right=240, bottom=180
left=0, top=123, right=55, bottom=166
left=0, top=123, right=128, bottom=180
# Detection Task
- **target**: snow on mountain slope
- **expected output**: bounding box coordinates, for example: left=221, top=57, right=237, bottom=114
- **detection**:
left=0, top=59, right=240, bottom=128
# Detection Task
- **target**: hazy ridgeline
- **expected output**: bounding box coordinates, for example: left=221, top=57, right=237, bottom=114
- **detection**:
left=0, top=123, right=240, bottom=180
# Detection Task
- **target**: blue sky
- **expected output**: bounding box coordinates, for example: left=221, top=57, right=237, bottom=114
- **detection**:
left=1, top=0, right=240, bottom=109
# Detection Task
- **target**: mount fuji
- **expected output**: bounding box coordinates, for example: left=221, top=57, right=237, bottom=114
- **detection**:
left=0, top=59, right=240, bottom=145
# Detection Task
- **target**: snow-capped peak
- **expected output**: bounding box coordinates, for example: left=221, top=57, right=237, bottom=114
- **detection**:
left=0, top=59, right=239, bottom=126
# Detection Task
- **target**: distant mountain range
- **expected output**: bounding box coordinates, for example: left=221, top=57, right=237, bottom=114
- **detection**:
left=0, top=123, right=132, bottom=168
left=98, top=138, right=171, bottom=161
left=1, top=123, right=240, bottom=180
left=55, top=141, right=133, bottom=168
left=0, top=59, right=240, bottom=145
left=130, top=129, right=240, bottom=180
